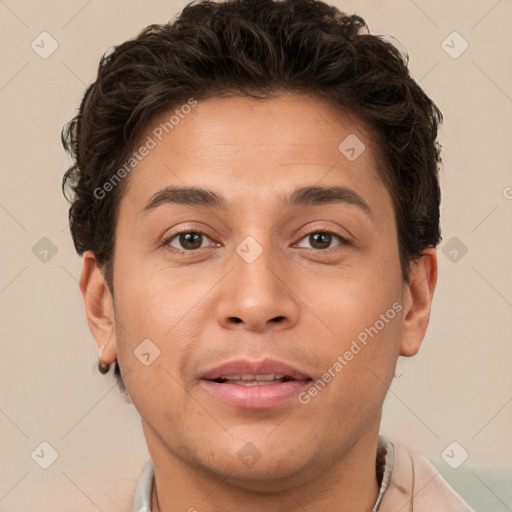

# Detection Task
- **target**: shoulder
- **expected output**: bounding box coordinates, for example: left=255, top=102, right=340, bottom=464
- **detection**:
left=379, top=439, right=475, bottom=512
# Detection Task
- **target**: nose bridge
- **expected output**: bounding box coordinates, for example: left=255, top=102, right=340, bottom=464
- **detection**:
left=237, top=237, right=279, bottom=296
left=216, top=232, right=299, bottom=331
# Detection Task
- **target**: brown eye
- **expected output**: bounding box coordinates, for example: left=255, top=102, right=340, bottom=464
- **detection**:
left=296, top=231, right=346, bottom=250
left=167, top=231, right=210, bottom=250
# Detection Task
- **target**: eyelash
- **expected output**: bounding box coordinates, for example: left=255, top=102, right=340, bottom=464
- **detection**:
left=162, top=228, right=349, bottom=253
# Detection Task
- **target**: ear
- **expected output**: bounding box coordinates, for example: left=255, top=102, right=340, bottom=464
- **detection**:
left=399, top=248, right=438, bottom=357
left=79, top=251, right=118, bottom=365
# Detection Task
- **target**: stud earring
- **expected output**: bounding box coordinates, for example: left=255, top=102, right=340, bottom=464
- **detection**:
left=98, top=360, right=111, bottom=374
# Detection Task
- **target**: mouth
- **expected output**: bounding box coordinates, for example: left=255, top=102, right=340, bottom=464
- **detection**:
left=200, top=359, right=313, bottom=409
left=212, top=373, right=297, bottom=386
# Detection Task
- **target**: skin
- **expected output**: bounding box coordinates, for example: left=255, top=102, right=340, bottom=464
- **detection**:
left=80, top=93, right=437, bottom=512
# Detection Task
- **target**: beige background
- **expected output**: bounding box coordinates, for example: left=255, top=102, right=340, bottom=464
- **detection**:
left=1, top=0, right=511, bottom=510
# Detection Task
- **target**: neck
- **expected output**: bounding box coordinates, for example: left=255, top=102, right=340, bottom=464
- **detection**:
left=145, top=419, right=382, bottom=512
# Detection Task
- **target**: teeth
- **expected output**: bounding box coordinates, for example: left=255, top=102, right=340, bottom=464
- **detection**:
left=222, top=373, right=283, bottom=381
left=236, top=381, right=273, bottom=386
left=217, top=373, right=291, bottom=385
left=256, top=374, right=280, bottom=381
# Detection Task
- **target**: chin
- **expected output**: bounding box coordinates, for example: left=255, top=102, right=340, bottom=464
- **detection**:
left=211, top=458, right=310, bottom=493
left=194, top=437, right=319, bottom=489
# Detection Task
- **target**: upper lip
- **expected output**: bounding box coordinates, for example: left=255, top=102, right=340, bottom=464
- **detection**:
left=200, top=358, right=312, bottom=381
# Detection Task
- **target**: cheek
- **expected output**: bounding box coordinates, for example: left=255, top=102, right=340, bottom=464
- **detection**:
left=111, top=266, right=199, bottom=421
left=312, top=262, right=402, bottom=340
left=307, top=260, right=403, bottom=403
left=111, top=258, right=209, bottom=386
left=113, top=255, right=186, bottom=337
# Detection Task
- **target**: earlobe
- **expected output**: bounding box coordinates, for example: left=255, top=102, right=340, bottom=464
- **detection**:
left=80, top=251, right=118, bottom=365
left=399, top=248, right=438, bottom=357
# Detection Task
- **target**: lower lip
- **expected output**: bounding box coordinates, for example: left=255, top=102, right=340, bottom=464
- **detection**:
left=200, top=379, right=311, bottom=409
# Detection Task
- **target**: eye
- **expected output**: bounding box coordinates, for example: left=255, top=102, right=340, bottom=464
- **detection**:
left=295, top=230, right=347, bottom=250
left=165, top=231, right=214, bottom=251
left=163, top=229, right=348, bottom=252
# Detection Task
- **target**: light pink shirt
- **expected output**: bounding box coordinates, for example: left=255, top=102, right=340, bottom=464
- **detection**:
left=378, top=438, right=475, bottom=511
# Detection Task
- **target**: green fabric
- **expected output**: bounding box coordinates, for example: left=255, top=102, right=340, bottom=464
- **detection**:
left=428, top=458, right=512, bottom=511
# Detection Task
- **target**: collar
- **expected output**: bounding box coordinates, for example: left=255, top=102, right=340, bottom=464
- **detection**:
left=132, top=435, right=394, bottom=512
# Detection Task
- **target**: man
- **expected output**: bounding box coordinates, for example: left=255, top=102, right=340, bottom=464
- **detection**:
left=61, top=0, right=475, bottom=510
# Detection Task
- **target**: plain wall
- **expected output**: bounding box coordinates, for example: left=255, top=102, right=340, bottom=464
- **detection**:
left=1, top=0, right=511, bottom=510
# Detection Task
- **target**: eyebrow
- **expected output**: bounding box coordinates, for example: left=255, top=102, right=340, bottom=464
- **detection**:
left=141, top=184, right=373, bottom=218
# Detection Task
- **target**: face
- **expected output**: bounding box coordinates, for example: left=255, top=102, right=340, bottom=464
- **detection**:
left=84, top=93, right=433, bottom=488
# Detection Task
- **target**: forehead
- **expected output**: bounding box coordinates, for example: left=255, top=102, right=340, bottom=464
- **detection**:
left=120, top=93, right=389, bottom=215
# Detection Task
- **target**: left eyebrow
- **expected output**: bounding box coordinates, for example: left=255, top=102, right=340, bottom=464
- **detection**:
left=282, top=185, right=373, bottom=219
left=141, top=184, right=373, bottom=219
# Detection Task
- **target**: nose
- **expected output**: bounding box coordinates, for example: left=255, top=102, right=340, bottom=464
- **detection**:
left=215, top=238, right=300, bottom=332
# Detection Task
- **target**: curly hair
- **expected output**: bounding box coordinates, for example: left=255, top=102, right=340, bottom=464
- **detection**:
left=62, top=0, right=443, bottom=391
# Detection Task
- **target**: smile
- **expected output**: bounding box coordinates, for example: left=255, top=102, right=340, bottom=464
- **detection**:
left=200, top=359, right=313, bottom=409
left=213, top=374, right=294, bottom=385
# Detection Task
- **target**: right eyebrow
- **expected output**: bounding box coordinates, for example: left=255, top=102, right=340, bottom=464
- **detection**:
left=141, top=185, right=229, bottom=216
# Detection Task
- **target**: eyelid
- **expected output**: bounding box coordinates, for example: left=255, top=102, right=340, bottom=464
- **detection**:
left=294, top=222, right=353, bottom=244
left=293, top=228, right=350, bottom=249
left=162, top=225, right=351, bottom=253
left=162, top=228, right=217, bottom=250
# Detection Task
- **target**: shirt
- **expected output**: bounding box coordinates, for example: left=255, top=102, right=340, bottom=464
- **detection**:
left=131, top=435, right=475, bottom=511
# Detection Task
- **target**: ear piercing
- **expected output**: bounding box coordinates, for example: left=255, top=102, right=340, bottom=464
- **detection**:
left=98, top=360, right=111, bottom=374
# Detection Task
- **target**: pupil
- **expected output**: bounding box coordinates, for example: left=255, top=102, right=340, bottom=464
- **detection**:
left=311, top=233, right=330, bottom=249
left=180, top=232, right=202, bottom=249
